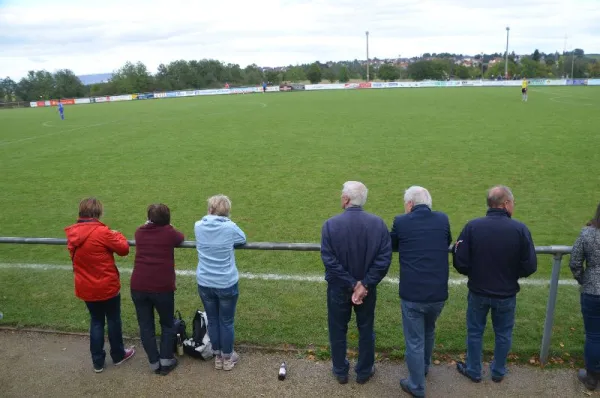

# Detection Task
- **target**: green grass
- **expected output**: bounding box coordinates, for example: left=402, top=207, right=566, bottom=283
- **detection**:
left=1, top=87, right=599, bottom=360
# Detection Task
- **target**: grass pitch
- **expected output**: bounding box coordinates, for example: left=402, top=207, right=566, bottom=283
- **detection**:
left=1, top=86, right=599, bottom=361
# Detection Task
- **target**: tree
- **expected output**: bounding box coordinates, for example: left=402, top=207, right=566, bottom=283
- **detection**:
left=338, top=66, right=350, bottom=83
left=265, top=70, right=282, bottom=84
left=323, top=68, right=336, bottom=83
left=574, top=48, right=585, bottom=57
left=589, top=62, right=600, bottom=77
left=532, top=49, right=541, bottom=62
left=53, top=69, right=85, bottom=98
left=284, top=66, right=306, bottom=82
left=0, top=77, right=17, bottom=102
left=306, top=62, right=322, bottom=84
left=455, top=65, right=471, bottom=79
left=243, top=64, right=264, bottom=85
left=110, top=61, right=152, bottom=93
left=377, top=63, right=400, bottom=81
left=407, top=60, right=450, bottom=80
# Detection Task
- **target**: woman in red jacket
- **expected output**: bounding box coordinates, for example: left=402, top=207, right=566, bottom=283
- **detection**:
left=131, top=204, right=184, bottom=376
left=65, top=197, right=135, bottom=373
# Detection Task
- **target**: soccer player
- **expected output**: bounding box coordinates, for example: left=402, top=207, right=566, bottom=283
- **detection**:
left=521, top=78, right=528, bottom=102
left=57, top=100, right=65, bottom=120
left=262, top=81, right=267, bottom=93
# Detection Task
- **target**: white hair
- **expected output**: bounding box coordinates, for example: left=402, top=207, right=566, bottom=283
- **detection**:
left=342, top=181, right=368, bottom=207
left=404, top=186, right=432, bottom=209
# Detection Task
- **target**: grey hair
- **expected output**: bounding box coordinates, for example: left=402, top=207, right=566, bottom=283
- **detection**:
left=487, top=185, right=514, bottom=208
left=342, top=181, right=368, bottom=207
left=404, top=186, right=432, bottom=209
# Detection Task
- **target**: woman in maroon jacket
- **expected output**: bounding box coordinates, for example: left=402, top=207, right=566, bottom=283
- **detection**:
left=131, top=204, right=184, bottom=376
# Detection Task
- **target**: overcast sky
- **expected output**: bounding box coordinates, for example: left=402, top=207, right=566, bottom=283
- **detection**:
left=1, top=0, right=599, bottom=79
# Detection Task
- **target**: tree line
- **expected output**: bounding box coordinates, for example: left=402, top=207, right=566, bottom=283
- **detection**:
left=2, top=49, right=599, bottom=102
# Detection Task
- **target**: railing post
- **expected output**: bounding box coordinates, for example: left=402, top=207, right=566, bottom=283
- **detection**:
left=539, top=253, right=564, bottom=366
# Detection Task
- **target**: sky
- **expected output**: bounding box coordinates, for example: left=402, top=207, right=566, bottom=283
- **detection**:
left=1, top=0, right=599, bottom=79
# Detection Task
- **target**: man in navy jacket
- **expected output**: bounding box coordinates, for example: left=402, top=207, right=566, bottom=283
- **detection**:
left=321, top=181, right=392, bottom=385
left=390, top=186, right=451, bottom=398
left=453, top=185, right=537, bottom=383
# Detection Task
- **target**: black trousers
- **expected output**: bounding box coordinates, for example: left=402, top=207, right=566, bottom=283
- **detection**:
left=131, top=290, right=175, bottom=364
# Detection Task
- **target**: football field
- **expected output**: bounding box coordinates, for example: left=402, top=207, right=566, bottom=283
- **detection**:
left=1, top=86, right=599, bottom=361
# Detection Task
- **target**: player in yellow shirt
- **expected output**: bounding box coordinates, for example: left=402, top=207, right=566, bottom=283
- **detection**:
left=521, top=78, right=528, bottom=102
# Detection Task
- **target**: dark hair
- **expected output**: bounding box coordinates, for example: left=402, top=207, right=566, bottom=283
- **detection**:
left=147, top=204, right=170, bottom=226
left=588, top=202, right=600, bottom=228
left=79, top=197, right=103, bottom=219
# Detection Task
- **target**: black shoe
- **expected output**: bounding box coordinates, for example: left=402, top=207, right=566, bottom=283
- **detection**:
left=492, top=375, right=504, bottom=383
left=456, top=361, right=481, bottom=383
left=335, top=374, right=349, bottom=384
left=159, top=358, right=178, bottom=376
left=578, top=369, right=599, bottom=391
left=356, top=366, right=376, bottom=384
left=400, top=378, right=424, bottom=397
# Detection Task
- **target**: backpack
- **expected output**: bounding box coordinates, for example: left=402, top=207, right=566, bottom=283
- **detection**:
left=183, top=310, right=213, bottom=360
left=173, top=310, right=187, bottom=352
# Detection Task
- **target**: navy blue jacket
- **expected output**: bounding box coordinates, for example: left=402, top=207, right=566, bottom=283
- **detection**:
left=321, top=207, right=392, bottom=289
left=390, top=205, right=452, bottom=303
left=453, top=208, right=537, bottom=298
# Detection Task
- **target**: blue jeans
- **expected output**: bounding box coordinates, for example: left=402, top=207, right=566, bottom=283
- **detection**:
left=131, top=290, right=175, bottom=366
left=466, top=291, right=516, bottom=379
left=198, top=283, right=239, bottom=355
left=581, top=293, right=600, bottom=373
left=327, top=284, right=376, bottom=379
left=401, top=300, right=445, bottom=397
left=85, top=294, right=126, bottom=368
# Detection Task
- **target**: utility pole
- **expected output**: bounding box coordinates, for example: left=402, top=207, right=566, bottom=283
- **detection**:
left=505, top=27, right=510, bottom=79
left=481, top=52, right=484, bottom=79
left=571, top=50, right=575, bottom=79
left=366, top=31, right=370, bottom=81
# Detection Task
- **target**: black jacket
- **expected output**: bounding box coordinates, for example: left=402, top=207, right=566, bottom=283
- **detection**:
left=390, top=205, right=452, bottom=303
left=453, top=208, right=537, bottom=298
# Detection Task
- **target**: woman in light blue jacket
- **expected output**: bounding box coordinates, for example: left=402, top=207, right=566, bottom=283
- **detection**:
left=195, top=195, right=246, bottom=371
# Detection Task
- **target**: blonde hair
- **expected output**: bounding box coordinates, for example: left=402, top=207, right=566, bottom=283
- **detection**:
left=207, top=195, right=232, bottom=217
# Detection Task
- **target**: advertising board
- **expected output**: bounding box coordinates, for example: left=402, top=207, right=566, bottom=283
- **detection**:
left=109, top=95, right=132, bottom=102
left=75, top=98, right=91, bottom=104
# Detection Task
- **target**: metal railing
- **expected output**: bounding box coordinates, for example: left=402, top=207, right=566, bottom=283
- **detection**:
left=0, top=236, right=572, bottom=366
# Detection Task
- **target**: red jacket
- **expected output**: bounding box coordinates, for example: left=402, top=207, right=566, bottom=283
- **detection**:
left=65, top=219, right=130, bottom=302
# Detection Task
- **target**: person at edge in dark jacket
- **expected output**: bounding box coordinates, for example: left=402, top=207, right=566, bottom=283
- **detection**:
left=131, top=204, right=184, bottom=376
left=390, top=186, right=451, bottom=398
left=65, top=197, right=135, bottom=373
left=321, top=181, right=392, bottom=385
left=453, top=185, right=537, bottom=383
left=569, top=202, right=600, bottom=391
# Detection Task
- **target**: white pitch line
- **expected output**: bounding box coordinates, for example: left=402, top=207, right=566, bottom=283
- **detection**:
left=0, top=262, right=578, bottom=286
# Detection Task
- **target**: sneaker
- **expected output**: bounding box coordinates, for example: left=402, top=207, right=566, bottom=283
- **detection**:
left=115, top=347, right=135, bottom=366
left=335, top=373, right=349, bottom=384
left=215, top=355, right=223, bottom=370
left=356, top=366, right=376, bottom=384
left=159, top=358, right=178, bottom=376
left=93, top=365, right=104, bottom=373
left=578, top=369, right=599, bottom=391
left=456, top=361, right=481, bottom=383
left=222, top=352, right=240, bottom=371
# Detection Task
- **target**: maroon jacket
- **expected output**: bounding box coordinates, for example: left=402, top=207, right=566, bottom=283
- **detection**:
left=131, top=223, right=185, bottom=293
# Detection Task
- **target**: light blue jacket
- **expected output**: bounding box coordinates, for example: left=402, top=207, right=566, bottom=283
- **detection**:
left=195, top=215, right=247, bottom=289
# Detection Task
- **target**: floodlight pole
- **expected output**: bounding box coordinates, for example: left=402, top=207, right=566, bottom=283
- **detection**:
left=571, top=50, right=575, bottom=79
left=481, top=52, right=484, bottom=79
left=505, top=27, right=510, bottom=79
left=366, top=31, right=370, bottom=81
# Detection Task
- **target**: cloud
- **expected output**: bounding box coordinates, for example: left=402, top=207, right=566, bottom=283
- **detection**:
left=0, top=0, right=599, bottom=78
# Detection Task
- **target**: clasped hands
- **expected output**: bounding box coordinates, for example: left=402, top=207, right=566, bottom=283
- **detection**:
left=352, top=281, right=368, bottom=305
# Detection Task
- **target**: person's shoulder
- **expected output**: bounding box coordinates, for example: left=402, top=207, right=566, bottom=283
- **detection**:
left=580, top=226, right=599, bottom=237
left=431, top=210, right=450, bottom=221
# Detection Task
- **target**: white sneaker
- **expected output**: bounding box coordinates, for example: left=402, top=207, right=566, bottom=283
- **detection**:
left=214, top=355, right=223, bottom=370
left=222, top=352, right=239, bottom=371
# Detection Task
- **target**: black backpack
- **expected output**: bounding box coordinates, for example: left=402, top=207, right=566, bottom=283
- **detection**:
left=183, top=310, right=213, bottom=359
left=173, top=310, right=187, bottom=351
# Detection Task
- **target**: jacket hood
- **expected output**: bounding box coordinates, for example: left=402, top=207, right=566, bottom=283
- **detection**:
left=65, top=219, right=104, bottom=251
